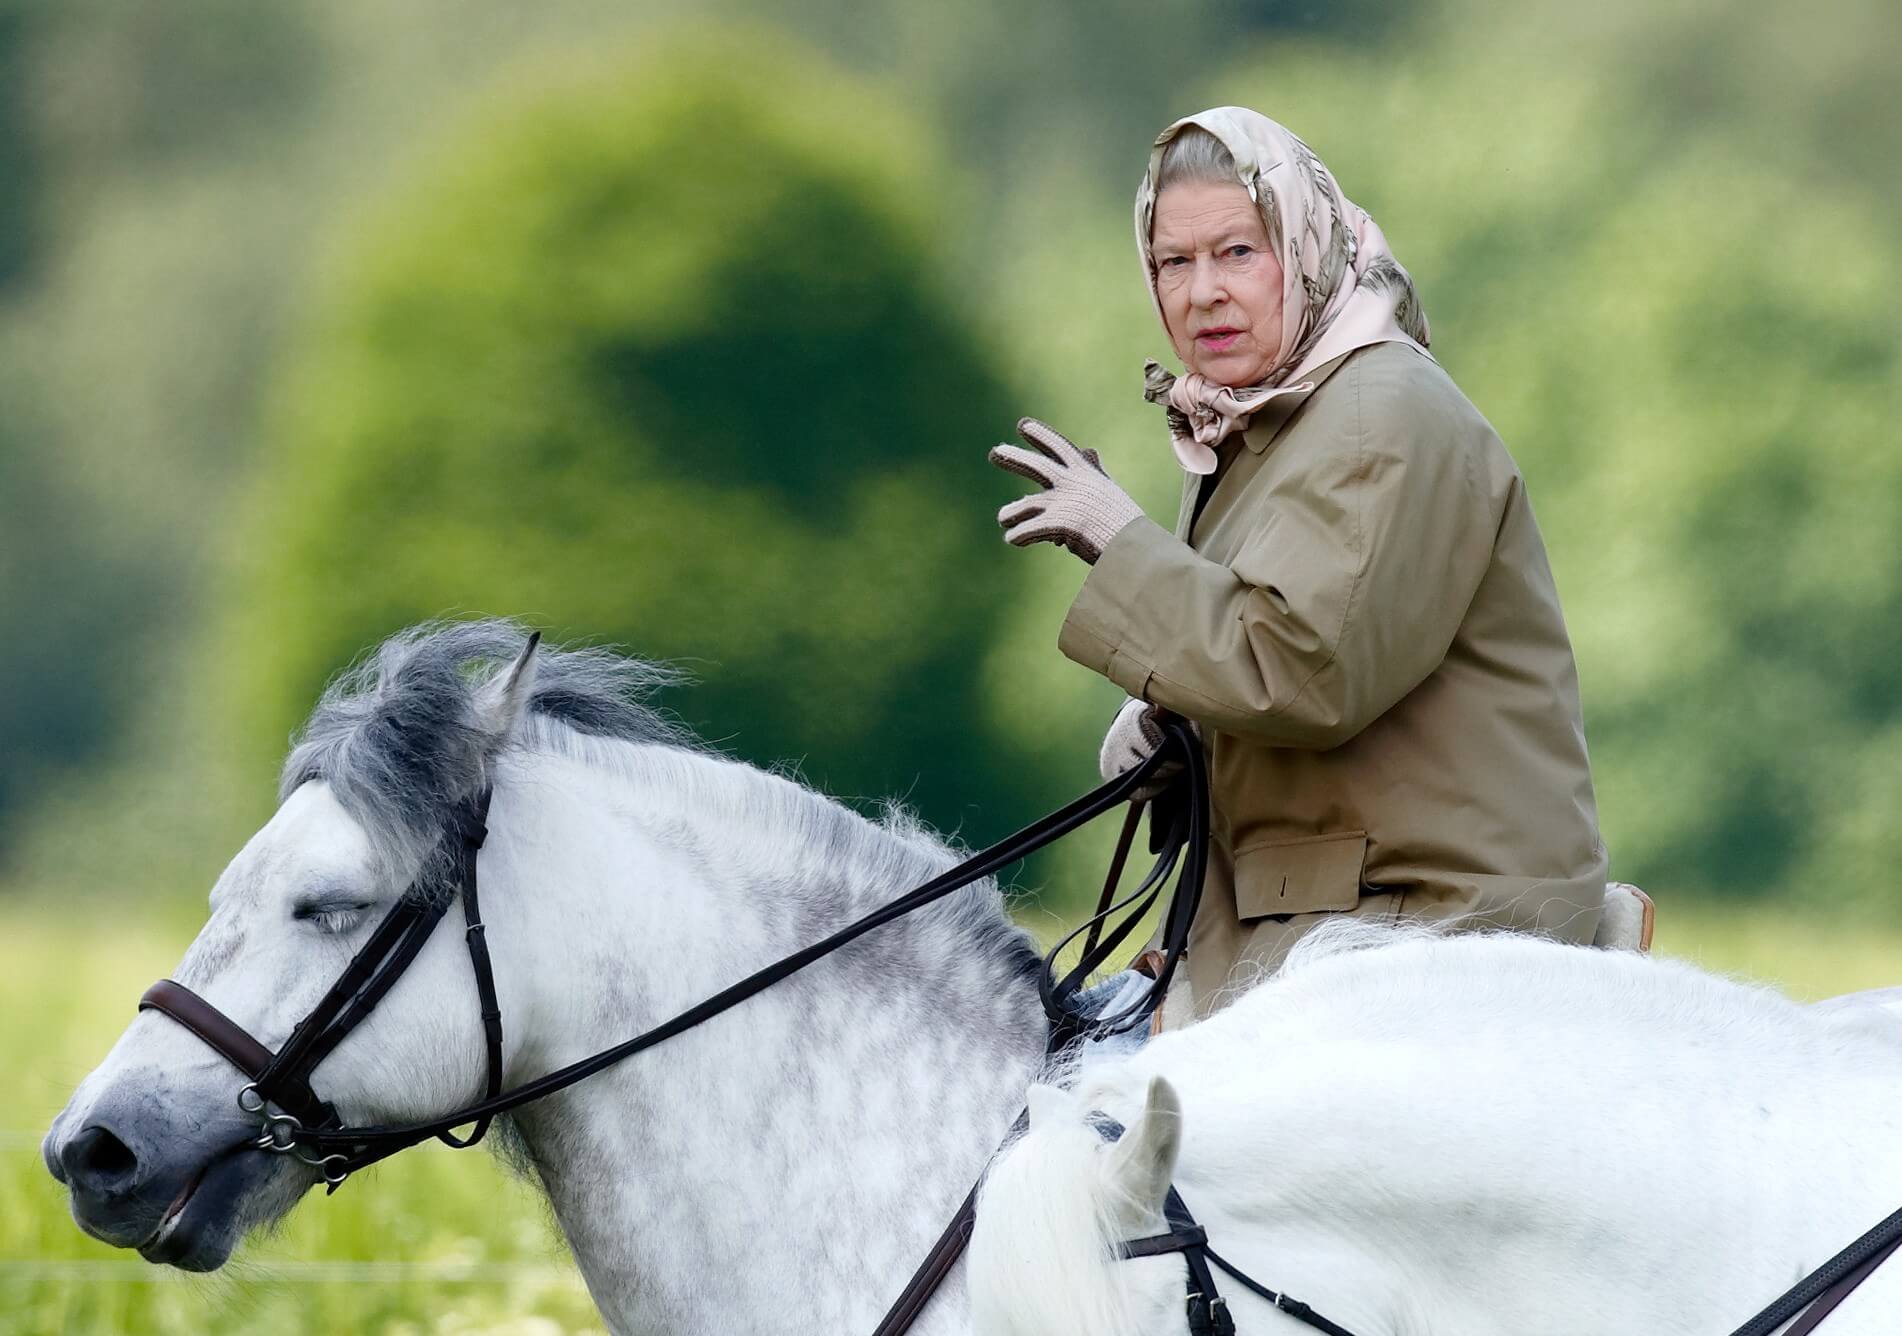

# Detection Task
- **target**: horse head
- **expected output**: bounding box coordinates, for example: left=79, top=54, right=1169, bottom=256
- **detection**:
left=43, top=630, right=545, bottom=1270
left=43, top=620, right=1048, bottom=1335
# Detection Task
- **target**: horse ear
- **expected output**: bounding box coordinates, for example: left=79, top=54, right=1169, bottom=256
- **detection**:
left=473, top=631, right=541, bottom=743
left=1105, top=1076, right=1181, bottom=1219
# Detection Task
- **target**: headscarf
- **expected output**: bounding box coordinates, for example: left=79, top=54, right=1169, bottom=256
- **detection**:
left=1135, top=106, right=1431, bottom=474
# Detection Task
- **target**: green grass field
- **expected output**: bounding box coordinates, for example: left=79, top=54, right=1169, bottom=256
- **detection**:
left=5, top=897, right=1899, bottom=1336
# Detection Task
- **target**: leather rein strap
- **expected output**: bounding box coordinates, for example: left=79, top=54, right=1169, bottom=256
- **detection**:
left=136, top=719, right=1209, bottom=1335
left=870, top=730, right=1208, bottom=1334
left=133, top=710, right=1902, bottom=1336
left=867, top=1109, right=1032, bottom=1336
left=322, top=722, right=1200, bottom=1176
left=1727, top=1204, right=1902, bottom=1336
left=868, top=1179, right=983, bottom=1336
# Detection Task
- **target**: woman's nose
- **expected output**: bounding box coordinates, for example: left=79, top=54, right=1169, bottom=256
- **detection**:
left=1188, top=255, right=1226, bottom=309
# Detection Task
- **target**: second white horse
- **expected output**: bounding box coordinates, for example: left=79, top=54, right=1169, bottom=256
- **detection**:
left=973, top=923, right=1902, bottom=1335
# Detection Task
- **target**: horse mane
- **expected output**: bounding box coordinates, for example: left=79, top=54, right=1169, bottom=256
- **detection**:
left=281, top=619, right=694, bottom=880
left=279, top=619, right=1038, bottom=981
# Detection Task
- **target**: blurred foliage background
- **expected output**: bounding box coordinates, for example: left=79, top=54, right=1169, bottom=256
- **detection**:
left=1, top=0, right=1898, bottom=1329
left=4, top=0, right=1900, bottom=910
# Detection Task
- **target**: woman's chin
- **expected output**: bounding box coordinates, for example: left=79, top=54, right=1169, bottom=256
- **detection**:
left=1186, top=348, right=1274, bottom=388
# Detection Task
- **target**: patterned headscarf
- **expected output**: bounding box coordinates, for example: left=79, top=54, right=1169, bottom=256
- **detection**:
left=1136, top=106, right=1431, bottom=474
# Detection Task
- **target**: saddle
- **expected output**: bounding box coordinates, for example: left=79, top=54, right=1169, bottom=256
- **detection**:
left=1592, top=881, right=1656, bottom=953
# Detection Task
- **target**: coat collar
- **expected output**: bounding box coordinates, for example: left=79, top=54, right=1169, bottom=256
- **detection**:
left=1238, top=350, right=1355, bottom=454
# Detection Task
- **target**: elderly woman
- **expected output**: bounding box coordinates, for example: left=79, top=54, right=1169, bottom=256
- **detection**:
left=991, top=107, right=1607, bottom=1023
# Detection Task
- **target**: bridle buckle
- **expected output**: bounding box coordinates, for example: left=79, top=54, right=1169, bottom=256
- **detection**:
left=239, top=1091, right=350, bottom=1186
left=241, top=1087, right=304, bottom=1154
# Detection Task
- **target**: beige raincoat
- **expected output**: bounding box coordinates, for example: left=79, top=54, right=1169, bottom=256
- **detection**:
left=1060, top=340, right=1607, bottom=1020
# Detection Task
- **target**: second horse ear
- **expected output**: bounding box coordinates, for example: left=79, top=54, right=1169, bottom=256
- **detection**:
left=472, top=631, right=542, bottom=746
left=1103, top=1076, right=1182, bottom=1227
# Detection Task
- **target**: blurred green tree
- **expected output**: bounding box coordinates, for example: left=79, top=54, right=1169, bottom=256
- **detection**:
left=214, top=30, right=1045, bottom=840
left=0, top=4, right=40, bottom=290
left=0, top=383, right=158, bottom=840
left=1201, top=17, right=1902, bottom=912
left=971, top=6, right=1902, bottom=916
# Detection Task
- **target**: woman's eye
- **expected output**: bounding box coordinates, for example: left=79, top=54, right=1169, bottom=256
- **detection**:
left=1225, top=244, right=1254, bottom=258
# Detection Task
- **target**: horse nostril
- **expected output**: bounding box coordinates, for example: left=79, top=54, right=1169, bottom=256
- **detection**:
left=63, top=1124, right=141, bottom=1192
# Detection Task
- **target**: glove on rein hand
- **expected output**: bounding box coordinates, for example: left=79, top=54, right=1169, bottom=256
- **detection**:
left=990, top=417, right=1144, bottom=564
left=1101, top=696, right=1166, bottom=781
left=1100, top=697, right=1198, bottom=801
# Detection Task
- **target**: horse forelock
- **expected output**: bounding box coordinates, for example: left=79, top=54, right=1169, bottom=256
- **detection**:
left=279, top=618, right=698, bottom=889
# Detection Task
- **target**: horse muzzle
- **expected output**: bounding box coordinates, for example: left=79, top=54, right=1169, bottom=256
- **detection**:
left=46, top=1090, right=279, bottom=1270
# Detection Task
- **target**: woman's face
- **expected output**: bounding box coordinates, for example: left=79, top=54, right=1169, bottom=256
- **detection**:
left=1150, top=180, right=1285, bottom=387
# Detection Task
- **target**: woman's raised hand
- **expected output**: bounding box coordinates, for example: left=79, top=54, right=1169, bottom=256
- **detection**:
left=989, top=417, right=1144, bottom=565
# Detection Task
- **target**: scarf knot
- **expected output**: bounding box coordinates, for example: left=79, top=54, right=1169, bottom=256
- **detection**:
left=1142, top=360, right=1308, bottom=475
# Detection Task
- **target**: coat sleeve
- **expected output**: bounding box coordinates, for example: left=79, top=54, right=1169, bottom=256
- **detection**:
left=1057, top=353, right=1506, bottom=750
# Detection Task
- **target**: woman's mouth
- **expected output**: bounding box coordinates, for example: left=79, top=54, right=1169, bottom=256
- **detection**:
left=1195, top=327, right=1243, bottom=351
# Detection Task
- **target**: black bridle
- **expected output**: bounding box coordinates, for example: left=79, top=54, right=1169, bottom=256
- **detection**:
left=139, top=789, right=504, bottom=1185
left=133, top=710, right=1902, bottom=1336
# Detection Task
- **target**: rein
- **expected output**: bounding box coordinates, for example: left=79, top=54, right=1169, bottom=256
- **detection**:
left=133, top=709, right=1901, bottom=1335
left=138, top=718, right=1208, bottom=1313
left=1725, top=1206, right=1902, bottom=1336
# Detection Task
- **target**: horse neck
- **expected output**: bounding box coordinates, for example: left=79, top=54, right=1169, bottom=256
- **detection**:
left=487, top=746, right=1048, bottom=1336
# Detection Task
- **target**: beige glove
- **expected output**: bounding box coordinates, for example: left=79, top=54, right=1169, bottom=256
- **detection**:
left=1100, top=696, right=1166, bottom=782
left=990, top=417, right=1144, bottom=564
left=1099, top=698, right=1197, bottom=799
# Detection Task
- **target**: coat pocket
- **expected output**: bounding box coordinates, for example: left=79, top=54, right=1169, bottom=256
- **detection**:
left=1233, top=831, right=1368, bottom=918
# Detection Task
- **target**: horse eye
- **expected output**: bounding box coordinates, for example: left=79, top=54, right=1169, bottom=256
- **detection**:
left=293, top=900, right=373, bottom=933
